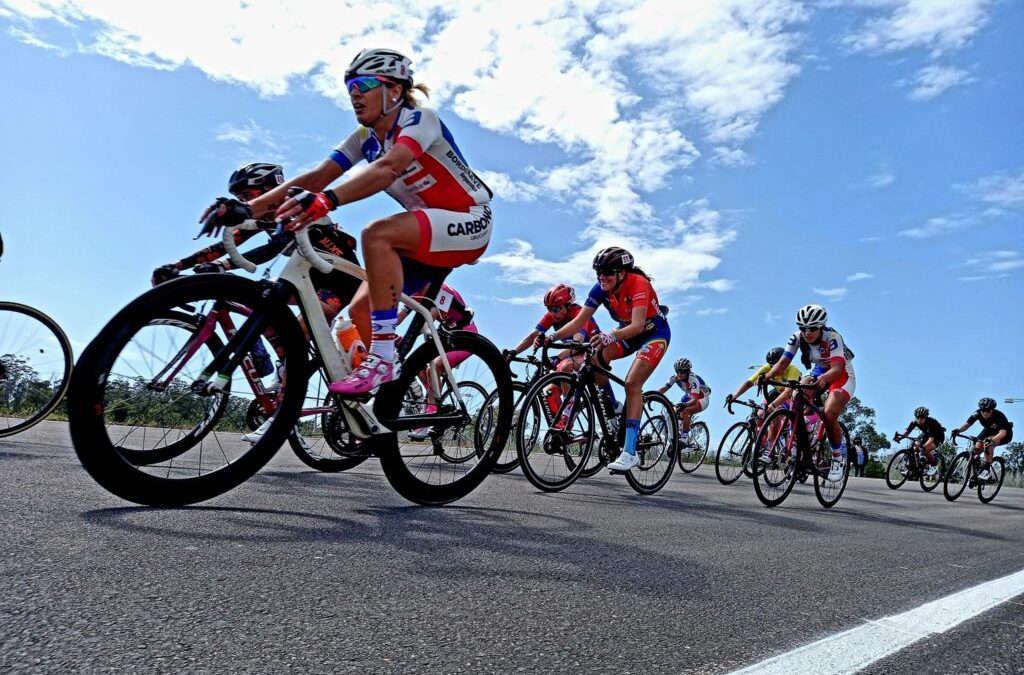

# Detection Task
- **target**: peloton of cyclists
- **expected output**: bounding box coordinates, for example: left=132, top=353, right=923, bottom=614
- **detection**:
left=656, top=358, right=710, bottom=449
left=951, top=397, right=1014, bottom=482
left=539, top=247, right=670, bottom=472
left=894, top=406, right=946, bottom=478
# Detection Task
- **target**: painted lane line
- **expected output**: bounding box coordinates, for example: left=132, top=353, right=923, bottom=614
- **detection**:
left=730, top=567, right=1024, bottom=675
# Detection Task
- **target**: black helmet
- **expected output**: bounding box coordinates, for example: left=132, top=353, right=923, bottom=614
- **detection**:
left=674, top=357, right=691, bottom=373
left=592, top=246, right=634, bottom=272
left=914, top=406, right=929, bottom=418
left=766, top=347, right=785, bottom=365
left=978, top=397, right=997, bottom=411
left=228, top=163, right=284, bottom=197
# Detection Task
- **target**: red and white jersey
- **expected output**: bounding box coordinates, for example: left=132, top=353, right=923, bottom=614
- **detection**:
left=783, top=326, right=856, bottom=375
left=330, top=107, right=492, bottom=212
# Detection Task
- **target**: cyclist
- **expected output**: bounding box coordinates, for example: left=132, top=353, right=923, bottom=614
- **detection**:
left=951, top=397, right=1014, bottom=481
left=199, top=48, right=493, bottom=396
left=760, top=304, right=855, bottom=482
left=724, top=347, right=802, bottom=416
left=540, top=247, right=670, bottom=472
left=894, top=406, right=945, bottom=478
left=657, top=358, right=710, bottom=449
left=394, top=281, right=478, bottom=440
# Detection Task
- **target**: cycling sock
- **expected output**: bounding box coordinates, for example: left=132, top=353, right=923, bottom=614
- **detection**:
left=624, top=418, right=640, bottom=455
left=368, top=309, right=399, bottom=361
left=831, top=438, right=846, bottom=459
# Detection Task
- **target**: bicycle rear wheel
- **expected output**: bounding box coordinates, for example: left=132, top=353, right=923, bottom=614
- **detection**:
left=67, top=275, right=307, bottom=506
left=477, top=381, right=528, bottom=473
left=715, top=421, right=751, bottom=485
left=885, top=450, right=910, bottom=489
left=943, top=451, right=972, bottom=502
left=515, top=372, right=595, bottom=492
left=624, top=391, right=678, bottom=495
left=752, top=409, right=798, bottom=507
left=0, top=301, right=74, bottom=438
left=919, top=455, right=945, bottom=492
left=676, top=419, right=709, bottom=473
left=813, top=423, right=850, bottom=508
left=978, top=457, right=1005, bottom=504
left=373, top=330, right=513, bottom=505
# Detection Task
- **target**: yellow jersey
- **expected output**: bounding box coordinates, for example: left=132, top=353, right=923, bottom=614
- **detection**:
left=748, top=363, right=802, bottom=393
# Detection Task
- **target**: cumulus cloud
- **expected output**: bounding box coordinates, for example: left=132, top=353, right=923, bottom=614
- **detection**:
left=843, top=0, right=990, bottom=55
left=959, top=169, right=1024, bottom=211
left=904, top=64, right=972, bottom=100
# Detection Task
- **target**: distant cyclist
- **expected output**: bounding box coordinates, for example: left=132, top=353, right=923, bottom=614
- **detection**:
left=657, top=358, right=710, bottom=449
left=725, top=347, right=802, bottom=416
left=894, top=406, right=945, bottom=478
left=540, top=247, right=670, bottom=472
left=760, top=304, right=855, bottom=482
left=951, top=397, right=1014, bottom=481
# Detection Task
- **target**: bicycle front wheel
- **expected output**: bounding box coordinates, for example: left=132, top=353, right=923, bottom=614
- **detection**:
left=374, top=330, right=513, bottom=505
left=715, top=421, right=752, bottom=485
left=286, top=364, right=369, bottom=473
left=752, top=408, right=798, bottom=507
left=516, top=372, right=595, bottom=492
left=624, top=391, right=678, bottom=495
left=944, top=451, right=972, bottom=502
left=0, top=302, right=74, bottom=438
left=885, top=450, right=910, bottom=489
left=66, top=275, right=308, bottom=506
left=477, top=381, right=528, bottom=473
left=978, top=457, right=1005, bottom=504
left=919, top=455, right=945, bottom=493
left=813, top=423, right=850, bottom=508
left=677, top=419, right=709, bottom=473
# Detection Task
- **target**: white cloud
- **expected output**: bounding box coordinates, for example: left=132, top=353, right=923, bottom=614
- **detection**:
left=7, top=25, right=66, bottom=52
left=904, top=64, right=972, bottom=100
left=960, top=169, right=1024, bottom=210
left=866, top=170, right=895, bottom=188
left=812, top=286, right=847, bottom=300
left=844, top=0, right=990, bottom=55
left=695, top=308, right=729, bottom=316
left=959, top=250, right=1024, bottom=281
left=846, top=271, right=875, bottom=282
left=899, top=214, right=975, bottom=239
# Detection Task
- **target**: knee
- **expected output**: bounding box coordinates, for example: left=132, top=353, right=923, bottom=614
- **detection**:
left=624, top=380, right=643, bottom=398
left=360, top=219, right=392, bottom=249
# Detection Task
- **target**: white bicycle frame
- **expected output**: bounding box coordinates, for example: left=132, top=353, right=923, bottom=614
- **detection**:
left=220, top=220, right=466, bottom=438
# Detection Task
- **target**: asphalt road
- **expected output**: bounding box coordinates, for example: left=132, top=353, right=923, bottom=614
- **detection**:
left=2, top=422, right=1022, bottom=674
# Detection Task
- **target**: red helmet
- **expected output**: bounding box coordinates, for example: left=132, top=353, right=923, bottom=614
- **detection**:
left=543, top=284, right=575, bottom=308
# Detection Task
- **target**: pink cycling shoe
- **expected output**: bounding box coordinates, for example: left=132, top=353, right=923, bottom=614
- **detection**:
left=328, top=354, right=400, bottom=395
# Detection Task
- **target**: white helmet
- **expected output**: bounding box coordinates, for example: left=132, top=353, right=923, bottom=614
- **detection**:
left=345, top=48, right=413, bottom=84
left=796, top=304, right=828, bottom=329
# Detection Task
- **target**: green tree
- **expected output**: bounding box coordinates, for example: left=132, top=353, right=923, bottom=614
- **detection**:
left=838, top=397, right=891, bottom=479
left=1003, top=441, right=1024, bottom=474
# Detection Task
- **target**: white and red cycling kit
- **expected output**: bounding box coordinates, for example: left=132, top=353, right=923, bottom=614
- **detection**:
left=330, top=107, right=493, bottom=267
left=664, top=372, right=711, bottom=412
left=783, top=326, right=856, bottom=398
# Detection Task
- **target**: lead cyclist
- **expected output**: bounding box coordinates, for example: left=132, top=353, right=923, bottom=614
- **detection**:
left=200, top=48, right=493, bottom=395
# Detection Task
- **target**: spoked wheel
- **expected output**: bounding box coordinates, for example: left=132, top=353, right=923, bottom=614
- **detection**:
left=286, top=363, right=369, bottom=473
left=885, top=450, right=910, bottom=489
left=813, top=423, right=850, bottom=508
left=477, top=381, right=529, bottom=474
left=752, top=409, right=798, bottom=507
left=624, top=391, right=678, bottom=495
left=66, top=275, right=307, bottom=506
left=676, top=420, right=710, bottom=474
left=515, top=372, right=595, bottom=492
left=919, top=454, right=946, bottom=493
left=0, top=301, right=74, bottom=438
left=978, top=456, right=1005, bottom=504
left=715, top=421, right=752, bottom=485
left=944, top=451, right=973, bottom=502
left=373, top=330, right=513, bottom=506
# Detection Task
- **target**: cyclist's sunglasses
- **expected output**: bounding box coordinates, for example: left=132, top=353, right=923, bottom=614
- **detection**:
left=596, top=268, right=618, bottom=277
left=546, top=304, right=568, bottom=313
left=798, top=325, right=820, bottom=333
left=346, top=75, right=394, bottom=94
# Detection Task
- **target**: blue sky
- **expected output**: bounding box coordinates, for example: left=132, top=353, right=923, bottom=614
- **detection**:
left=1, top=0, right=1021, bottom=442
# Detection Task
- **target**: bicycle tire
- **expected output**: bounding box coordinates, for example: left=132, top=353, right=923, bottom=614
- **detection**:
left=0, top=301, right=74, bottom=438
left=477, top=381, right=528, bottom=473
left=885, top=449, right=910, bottom=490
left=515, top=371, right=595, bottom=492
left=752, top=408, right=798, bottom=507
left=978, top=456, right=1005, bottom=504
left=435, top=380, right=488, bottom=464
left=715, top=421, right=751, bottom=485
left=677, top=419, right=710, bottom=473
left=373, top=330, right=513, bottom=505
left=287, top=377, right=370, bottom=473
left=67, top=275, right=308, bottom=506
left=919, top=454, right=945, bottom=493
left=813, top=423, right=850, bottom=508
left=624, top=390, right=678, bottom=495
left=943, top=451, right=972, bottom=502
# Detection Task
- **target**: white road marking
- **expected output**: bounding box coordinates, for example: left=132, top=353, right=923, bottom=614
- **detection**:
left=730, top=567, right=1024, bottom=675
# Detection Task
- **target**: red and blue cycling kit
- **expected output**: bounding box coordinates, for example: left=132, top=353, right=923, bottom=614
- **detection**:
left=782, top=326, right=856, bottom=397
left=584, top=273, right=670, bottom=366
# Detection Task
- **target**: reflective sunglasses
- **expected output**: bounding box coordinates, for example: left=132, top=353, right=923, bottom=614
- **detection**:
left=798, top=326, right=820, bottom=333
left=346, top=75, right=391, bottom=94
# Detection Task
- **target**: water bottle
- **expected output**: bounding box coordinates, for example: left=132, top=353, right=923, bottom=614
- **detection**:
left=805, top=412, right=820, bottom=440
left=331, top=316, right=366, bottom=373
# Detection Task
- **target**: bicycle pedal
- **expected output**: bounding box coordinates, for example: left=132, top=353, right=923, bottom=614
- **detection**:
left=608, top=468, right=626, bottom=476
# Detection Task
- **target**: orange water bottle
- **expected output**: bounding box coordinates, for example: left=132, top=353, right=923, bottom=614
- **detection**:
left=331, top=316, right=366, bottom=371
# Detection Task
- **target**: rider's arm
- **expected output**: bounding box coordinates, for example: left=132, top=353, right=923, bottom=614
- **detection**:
left=763, top=352, right=794, bottom=382
left=731, top=379, right=754, bottom=400
left=248, top=159, right=343, bottom=220
left=656, top=376, right=675, bottom=395
left=611, top=305, right=647, bottom=341
left=324, top=144, right=417, bottom=207
left=550, top=305, right=595, bottom=341
left=512, top=329, right=541, bottom=354
left=813, top=358, right=844, bottom=388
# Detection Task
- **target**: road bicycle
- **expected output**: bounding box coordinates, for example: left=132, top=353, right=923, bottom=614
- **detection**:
left=714, top=397, right=767, bottom=485
left=67, top=221, right=513, bottom=506
left=0, top=232, right=74, bottom=438
left=886, top=432, right=946, bottom=493
left=513, top=340, right=677, bottom=495
left=751, top=378, right=851, bottom=508
left=943, top=432, right=1006, bottom=504
left=675, top=406, right=710, bottom=474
